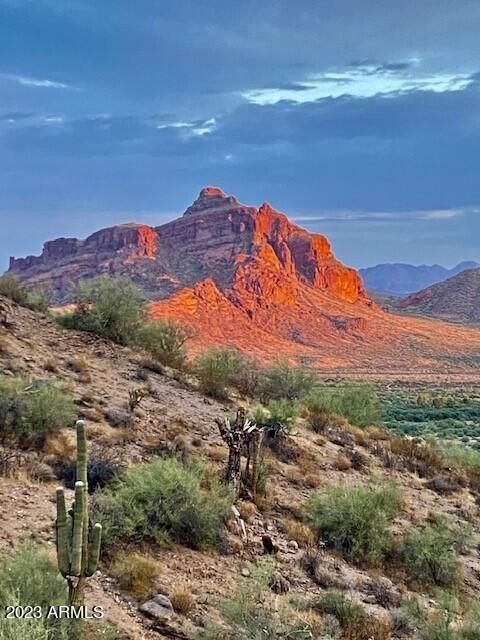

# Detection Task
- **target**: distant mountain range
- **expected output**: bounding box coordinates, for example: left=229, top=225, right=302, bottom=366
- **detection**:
left=399, top=268, right=480, bottom=324
left=360, top=261, right=480, bottom=296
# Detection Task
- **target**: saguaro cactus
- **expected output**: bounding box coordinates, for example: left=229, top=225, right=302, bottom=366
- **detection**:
left=55, top=420, right=102, bottom=606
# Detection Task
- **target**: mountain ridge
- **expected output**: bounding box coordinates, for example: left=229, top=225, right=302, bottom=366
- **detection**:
left=360, top=261, right=479, bottom=296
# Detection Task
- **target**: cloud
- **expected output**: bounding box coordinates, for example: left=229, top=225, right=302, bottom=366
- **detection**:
left=242, top=62, right=474, bottom=105
left=2, top=73, right=75, bottom=89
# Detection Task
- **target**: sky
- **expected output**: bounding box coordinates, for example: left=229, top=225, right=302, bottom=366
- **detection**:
left=1, top=0, right=480, bottom=270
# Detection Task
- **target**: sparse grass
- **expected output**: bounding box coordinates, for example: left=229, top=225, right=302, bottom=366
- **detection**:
left=110, top=551, right=160, bottom=598
left=94, top=457, right=233, bottom=550
left=401, top=590, right=480, bottom=640
left=306, top=483, right=401, bottom=565
left=198, top=560, right=325, bottom=640
left=314, top=590, right=392, bottom=640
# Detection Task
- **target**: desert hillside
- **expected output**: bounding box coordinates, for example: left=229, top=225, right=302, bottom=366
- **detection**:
left=1, top=294, right=480, bottom=639
left=399, top=268, right=480, bottom=324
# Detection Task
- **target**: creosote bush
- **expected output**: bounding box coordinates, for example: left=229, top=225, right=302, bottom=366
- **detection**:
left=0, top=376, right=75, bottom=445
left=135, top=320, right=192, bottom=369
left=94, top=456, right=233, bottom=550
left=306, top=483, right=401, bottom=565
left=401, top=516, right=473, bottom=587
left=57, top=276, right=145, bottom=345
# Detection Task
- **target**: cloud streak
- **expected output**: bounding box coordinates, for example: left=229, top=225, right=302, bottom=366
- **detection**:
left=1, top=73, right=76, bottom=89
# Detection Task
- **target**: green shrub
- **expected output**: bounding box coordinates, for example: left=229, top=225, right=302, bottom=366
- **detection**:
left=0, top=545, right=70, bottom=640
left=94, top=457, right=233, bottom=549
left=0, top=274, right=28, bottom=304
left=194, top=347, right=241, bottom=399
left=0, top=376, right=75, bottom=445
left=135, top=320, right=191, bottom=369
left=58, top=276, right=145, bottom=345
left=306, top=483, right=401, bottom=565
left=257, top=361, right=317, bottom=402
left=304, top=391, right=342, bottom=432
left=253, top=399, right=298, bottom=430
left=26, top=287, right=52, bottom=313
left=401, top=516, right=472, bottom=587
left=305, top=384, right=380, bottom=428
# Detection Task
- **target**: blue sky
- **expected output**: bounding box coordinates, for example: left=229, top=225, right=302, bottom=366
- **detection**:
left=1, top=0, right=480, bottom=269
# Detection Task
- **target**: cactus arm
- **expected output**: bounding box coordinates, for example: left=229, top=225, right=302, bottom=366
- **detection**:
left=86, top=523, right=102, bottom=576
left=56, top=487, right=70, bottom=578
left=76, top=420, right=87, bottom=487
left=75, top=420, right=89, bottom=575
left=70, top=482, right=85, bottom=577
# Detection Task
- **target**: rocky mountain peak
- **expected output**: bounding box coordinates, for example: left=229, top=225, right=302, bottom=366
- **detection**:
left=182, top=186, right=242, bottom=216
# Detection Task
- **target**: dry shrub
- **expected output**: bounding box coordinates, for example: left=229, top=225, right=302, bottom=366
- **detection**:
left=111, top=552, right=160, bottom=598
left=304, top=473, right=322, bottom=488
left=334, top=453, right=352, bottom=471
left=387, top=437, right=444, bottom=477
left=365, top=426, right=390, bottom=441
left=43, top=359, right=58, bottom=373
left=237, top=500, right=257, bottom=523
left=170, top=584, right=195, bottom=615
left=24, top=458, right=56, bottom=482
left=65, top=356, right=89, bottom=374
left=208, top=445, right=227, bottom=462
left=343, top=424, right=368, bottom=447
left=296, top=448, right=319, bottom=475
left=43, top=431, right=76, bottom=459
left=282, top=518, right=315, bottom=547
left=284, top=467, right=305, bottom=486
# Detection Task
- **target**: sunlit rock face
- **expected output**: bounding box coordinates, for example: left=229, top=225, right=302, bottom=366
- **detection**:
left=9, top=187, right=368, bottom=306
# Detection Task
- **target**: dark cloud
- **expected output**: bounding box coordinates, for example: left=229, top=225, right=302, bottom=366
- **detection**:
left=0, top=0, right=479, bottom=268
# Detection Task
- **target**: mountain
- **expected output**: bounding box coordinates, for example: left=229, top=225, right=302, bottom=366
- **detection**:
left=399, top=267, right=480, bottom=324
left=359, top=261, right=479, bottom=296
left=9, top=187, right=367, bottom=305
left=7, top=187, right=480, bottom=375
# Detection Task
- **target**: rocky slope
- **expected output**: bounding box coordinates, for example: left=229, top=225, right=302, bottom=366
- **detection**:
left=1, top=297, right=480, bottom=640
left=7, top=188, right=480, bottom=375
left=360, top=261, right=479, bottom=296
left=399, top=268, right=480, bottom=324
